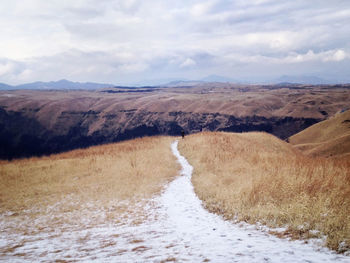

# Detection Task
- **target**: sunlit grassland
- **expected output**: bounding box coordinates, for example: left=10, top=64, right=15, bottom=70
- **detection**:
left=179, top=132, right=350, bottom=253
left=0, top=136, right=179, bottom=226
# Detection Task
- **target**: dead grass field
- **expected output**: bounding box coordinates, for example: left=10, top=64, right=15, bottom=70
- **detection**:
left=0, top=136, right=181, bottom=261
left=0, top=136, right=179, bottom=226
left=290, top=110, right=350, bottom=158
left=1, top=85, right=349, bottom=120
left=178, top=132, right=350, bottom=253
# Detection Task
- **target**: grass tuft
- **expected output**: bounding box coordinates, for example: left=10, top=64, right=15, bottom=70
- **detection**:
left=0, top=136, right=179, bottom=217
left=179, top=131, right=350, bottom=253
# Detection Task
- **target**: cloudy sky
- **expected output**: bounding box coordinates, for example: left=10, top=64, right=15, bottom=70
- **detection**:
left=0, top=0, right=349, bottom=85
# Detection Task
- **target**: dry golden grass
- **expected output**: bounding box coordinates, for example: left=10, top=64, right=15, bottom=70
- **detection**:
left=179, top=132, right=350, bottom=253
left=0, top=136, right=178, bottom=215
left=290, top=110, right=350, bottom=158
left=0, top=136, right=180, bottom=260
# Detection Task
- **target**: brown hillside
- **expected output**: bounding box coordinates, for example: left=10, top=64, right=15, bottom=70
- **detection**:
left=178, top=132, right=350, bottom=252
left=1, top=83, right=350, bottom=159
left=0, top=136, right=179, bottom=260
left=0, top=136, right=178, bottom=214
left=289, top=110, right=350, bottom=158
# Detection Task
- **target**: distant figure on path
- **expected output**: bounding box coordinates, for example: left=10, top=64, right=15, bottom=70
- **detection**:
left=181, top=130, right=185, bottom=139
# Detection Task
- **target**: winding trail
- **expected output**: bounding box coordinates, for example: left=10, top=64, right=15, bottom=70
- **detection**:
left=1, top=141, right=349, bottom=262
left=162, top=141, right=349, bottom=262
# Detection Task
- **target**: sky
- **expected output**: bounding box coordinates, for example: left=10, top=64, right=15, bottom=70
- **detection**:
left=0, top=0, right=349, bottom=85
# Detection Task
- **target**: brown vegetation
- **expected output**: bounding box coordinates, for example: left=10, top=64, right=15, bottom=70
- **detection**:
left=0, top=136, right=180, bottom=261
left=290, top=110, right=350, bottom=158
left=178, top=132, right=350, bottom=252
left=0, top=136, right=178, bottom=220
left=1, top=84, right=350, bottom=159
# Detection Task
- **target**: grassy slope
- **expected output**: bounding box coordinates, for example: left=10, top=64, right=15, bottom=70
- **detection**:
left=0, top=136, right=179, bottom=225
left=289, top=110, right=350, bottom=158
left=179, top=132, right=350, bottom=252
left=2, top=131, right=350, bottom=254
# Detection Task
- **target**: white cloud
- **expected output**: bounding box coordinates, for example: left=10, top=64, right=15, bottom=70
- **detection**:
left=180, top=58, right=196, bottom=68
left=0, top=59, right=25, bottom=82
left=0, top=0, right=349, bottom=84
left=190, top=1, right=217, bottom=17
left=325, top=49, right=347, bottom=62
left=281, top=49, right=349, bottom=64
left=0, top=62, right=15, bottom=76
left=119, top=62, right=149, bottom=73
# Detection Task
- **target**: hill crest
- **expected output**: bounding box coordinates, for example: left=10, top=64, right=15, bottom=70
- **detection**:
left=289, top=110, right=350, bottom=158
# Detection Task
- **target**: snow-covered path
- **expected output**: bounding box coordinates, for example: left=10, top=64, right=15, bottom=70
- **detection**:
left=1, top=141, right=349, bottom=262
left=163, top=141, right=349, bottom=262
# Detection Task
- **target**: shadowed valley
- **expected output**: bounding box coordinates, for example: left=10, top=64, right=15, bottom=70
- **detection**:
left=1, top=83, right=349, bottom=159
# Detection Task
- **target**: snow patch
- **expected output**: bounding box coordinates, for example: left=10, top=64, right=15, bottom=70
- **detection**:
left=0, top=141, right=349, bottom=262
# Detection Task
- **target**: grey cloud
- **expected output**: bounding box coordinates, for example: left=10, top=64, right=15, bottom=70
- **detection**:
left=0, top=0, right=350, bottom=84
left=0, top=58, right=27, bottom=83
left=64, top=22, right=121, bottom=39
left=65, top=6, right=105, bottom=20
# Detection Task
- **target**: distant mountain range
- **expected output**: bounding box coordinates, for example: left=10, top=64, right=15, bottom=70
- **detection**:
left=0, top=83, right=13, bottom=89
left=164, top=75, right=335, bottom=86
left=200, top=74, right=239, bottom=83
left=275, top=75, right=332, bottom=85
left=0, top=75, right=345, bottom=90
left=0, top=79, right=113, bottom=90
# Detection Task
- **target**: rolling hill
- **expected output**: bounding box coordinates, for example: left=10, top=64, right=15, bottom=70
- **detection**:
left=0, top=136, right=179, bottom=261
left=0, top=83, right=349, bottom=159
left=179, top=131, right=350, bottom=252
left=1, top=131, right=350, bottom=255
left=289, top=110, right=350, bottom=158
